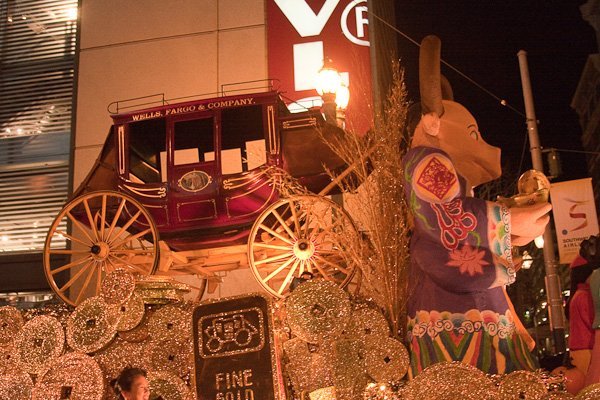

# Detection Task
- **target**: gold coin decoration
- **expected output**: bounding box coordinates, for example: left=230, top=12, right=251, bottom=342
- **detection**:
left=404, top=361, right=497, bottom=400
left=118, top=319, right=150, bottom=343
left=285, top=280, right=351, bottom=343
left=67, top=296, right=119, bottom=353
left=31, top=352, right=104, bottom=400
left=22, top=302, right=73, bottom=328
left=93, top=337, right=145, bottom=379
left=0, top=306, right=24, bottom=346
left=101, top=269, right=136, bottom=305
left=144, top=337, right=192, bottom=378
left=136, top=275, right=190, bottom=305
left=0, top=368, right=33, bottom=400
left=364, top=336, right=409, bottom=382
left=148, top=371, right=195, bottom=400
left=283, top=337, right=335, bottom=393
left=363, top=381, right=405, bottom=399
left=309, top=386, right=336, bottom=400
left=115, top=293, right=145, bottom=332
left=542, top=392, right=575, bottom=399
left=498, top=370, right=548, bottom=399
left=15, top=315, right=64, bottom=375
left=574, top=383, right=600, bottom=399
left=332, top=339, right=366, bottom=398
left=148, top=305, right=191, bottom=340
left=0, top=343, right=16, bottom=375
left=345, top=306, right=390, bottom=340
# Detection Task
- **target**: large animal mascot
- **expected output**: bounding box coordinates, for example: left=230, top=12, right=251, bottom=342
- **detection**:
left=403, top=35, right=552, bottom=376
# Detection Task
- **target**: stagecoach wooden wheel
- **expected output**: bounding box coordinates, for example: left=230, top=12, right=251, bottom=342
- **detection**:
left=248, top=194, right=358, bottom=298
left=43, top=191, right=159, bottom=306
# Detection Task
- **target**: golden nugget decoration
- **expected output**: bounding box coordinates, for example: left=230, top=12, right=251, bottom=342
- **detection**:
left=497, top=169, right=551, bottom=208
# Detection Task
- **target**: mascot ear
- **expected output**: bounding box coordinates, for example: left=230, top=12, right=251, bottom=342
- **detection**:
left=421, top=112, right=440, bottom=136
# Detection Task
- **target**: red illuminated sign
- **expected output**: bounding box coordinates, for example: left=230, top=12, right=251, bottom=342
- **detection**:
left=267, top=0, right=372, bottom=134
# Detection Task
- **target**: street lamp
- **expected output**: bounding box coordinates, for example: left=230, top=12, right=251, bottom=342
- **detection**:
left=521, top=250, right=534, bottom=269
left=315, top=58, right=348, bottom=125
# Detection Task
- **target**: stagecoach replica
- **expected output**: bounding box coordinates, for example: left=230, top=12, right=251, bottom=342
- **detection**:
left=44, top=87, right=363, bottom=306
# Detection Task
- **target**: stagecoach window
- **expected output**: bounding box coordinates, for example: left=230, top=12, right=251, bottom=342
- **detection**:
left=128, top=118, right=166, bottom=183
left=221, top=105, right=266, bottom=172
left=174, top=118, right=215, bottom=164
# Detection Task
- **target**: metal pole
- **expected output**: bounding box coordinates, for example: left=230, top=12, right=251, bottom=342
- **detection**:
left=517, top=50, right=566, bottom=354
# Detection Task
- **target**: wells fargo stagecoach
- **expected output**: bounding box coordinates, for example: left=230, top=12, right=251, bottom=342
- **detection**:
left=44, top=85, right=362, bottom=306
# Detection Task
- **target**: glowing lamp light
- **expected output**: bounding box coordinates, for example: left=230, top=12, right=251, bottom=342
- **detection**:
left=315, top=59, right=342, bottom=97
left=315, top=58, right=350, bottom=127
left=335, top=83, right=350, bottom=110
left=534, top=235, right=544, bottom=249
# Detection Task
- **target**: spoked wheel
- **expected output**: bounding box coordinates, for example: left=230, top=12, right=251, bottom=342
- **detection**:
left=248, top=194, right=358, bottom=298
left=44, top=190, right=159, bottom=306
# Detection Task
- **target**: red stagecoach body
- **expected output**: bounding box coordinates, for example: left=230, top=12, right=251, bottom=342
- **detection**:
left=73, top=90, right=347, bottom=251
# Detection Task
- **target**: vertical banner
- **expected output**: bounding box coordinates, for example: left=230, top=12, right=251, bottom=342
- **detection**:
left=550, top=178, right=599, bottom=264
left=267, top=0, right=373, bottom=135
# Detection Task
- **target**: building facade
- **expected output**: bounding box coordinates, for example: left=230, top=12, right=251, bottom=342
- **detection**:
left=572, top=0, right=600, bottom=210
left=1, top=0, right=395, bottom=300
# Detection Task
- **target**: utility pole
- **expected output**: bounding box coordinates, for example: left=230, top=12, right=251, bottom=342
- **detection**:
left=517, top=50, right=566, bottom=354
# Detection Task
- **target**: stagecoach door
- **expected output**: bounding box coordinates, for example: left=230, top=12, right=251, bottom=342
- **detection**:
left=169, top=114, right=219, bottom=224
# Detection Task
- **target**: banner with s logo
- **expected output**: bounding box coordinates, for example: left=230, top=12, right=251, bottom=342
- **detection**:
left=550, top=178, right=599, bottom=264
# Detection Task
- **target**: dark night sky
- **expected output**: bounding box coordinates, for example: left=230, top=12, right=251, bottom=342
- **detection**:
left=394, top=2, right=598, bottom=183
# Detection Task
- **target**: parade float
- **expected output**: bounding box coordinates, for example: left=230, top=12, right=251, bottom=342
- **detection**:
left=1, top=37, right=599, bottom=400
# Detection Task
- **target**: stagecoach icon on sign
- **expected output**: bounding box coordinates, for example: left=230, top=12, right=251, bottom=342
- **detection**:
left=43, top=81, right=364, bottom=306
left=203, top=313, right=259, bottom=353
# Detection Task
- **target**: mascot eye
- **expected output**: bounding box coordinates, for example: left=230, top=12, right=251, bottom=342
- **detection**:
left=470, top=130, right=479, bottom=140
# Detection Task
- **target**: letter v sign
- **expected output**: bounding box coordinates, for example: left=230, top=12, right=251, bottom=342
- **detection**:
left=274, top=0, right=340, bottom=37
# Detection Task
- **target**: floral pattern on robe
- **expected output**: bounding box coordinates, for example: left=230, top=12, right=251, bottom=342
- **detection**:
left=403, top=146, right=536, bottom=376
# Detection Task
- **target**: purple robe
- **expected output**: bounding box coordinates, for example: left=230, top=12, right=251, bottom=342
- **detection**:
left=403, top=146, right=536, bottom=375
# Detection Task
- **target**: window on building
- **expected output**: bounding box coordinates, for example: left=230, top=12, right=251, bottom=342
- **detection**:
left=0, top=0, right=77, bottom=292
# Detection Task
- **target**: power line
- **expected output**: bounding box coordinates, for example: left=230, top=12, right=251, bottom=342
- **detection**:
left=543, top=147, right=600, bottom=156
left=371, top=12, right=526, bottom=118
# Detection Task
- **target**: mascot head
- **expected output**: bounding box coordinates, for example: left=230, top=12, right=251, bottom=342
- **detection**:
left=410, top=35, right=501, bottom=188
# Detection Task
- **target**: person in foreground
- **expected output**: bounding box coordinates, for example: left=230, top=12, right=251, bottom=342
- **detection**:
left=112, top=367, right=151, bottom=400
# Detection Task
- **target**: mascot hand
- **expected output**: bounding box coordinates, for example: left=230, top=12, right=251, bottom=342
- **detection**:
left=510, top=202, right=552, bottom=246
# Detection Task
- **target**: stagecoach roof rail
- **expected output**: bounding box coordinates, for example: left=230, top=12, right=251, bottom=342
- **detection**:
left=107, top=79, right=281, bottom=115
left=107, top=93, right=167, bottom=114
left=279, top=93, right=319, bottom=112
left=219, top=78, right=279, bottom=96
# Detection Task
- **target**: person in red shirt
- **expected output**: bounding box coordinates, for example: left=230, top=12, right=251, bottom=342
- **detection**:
left=567, top=254, right=595, bottom=374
